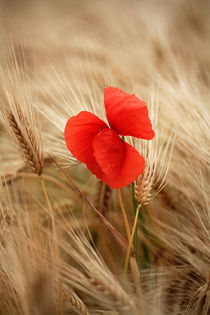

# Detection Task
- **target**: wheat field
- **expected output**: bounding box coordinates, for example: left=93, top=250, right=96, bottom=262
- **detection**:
left=0, top=0, right=209, bottom=314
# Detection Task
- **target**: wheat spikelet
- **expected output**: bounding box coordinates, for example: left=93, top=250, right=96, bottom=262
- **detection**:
left=64, top=286, right=89, bottom=315
left=7, top=112, right=43, bottom=175
left=133, top=93, right=174, bottom=206
left=184, top=279, right=210, bottom=315
left=57, top=211, right=134, bottom=312
left=90, top=272, right=134, bottom=311
left=0, top=46, right=44, bottom=176
left=68, top=294, right=89, bottom=315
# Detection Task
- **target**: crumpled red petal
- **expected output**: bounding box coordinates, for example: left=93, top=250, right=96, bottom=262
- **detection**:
left=104, top=87, right=155, bottom=140
left=92, top=128, right=145, bottom=188
left=64, top=111, right=108, bottom=166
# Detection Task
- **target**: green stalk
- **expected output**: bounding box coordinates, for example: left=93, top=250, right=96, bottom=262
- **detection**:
left=131, top=183, right=151, bottom=268
left=123, top=204, right=141, bottom=281
left=140, top=205, right=151, bottom=267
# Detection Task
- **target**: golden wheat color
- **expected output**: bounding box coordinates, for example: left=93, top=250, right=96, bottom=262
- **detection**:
left=0, top=0, right=209, bottom=314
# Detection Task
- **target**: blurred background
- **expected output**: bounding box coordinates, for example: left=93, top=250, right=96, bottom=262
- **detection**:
left=1, top=0, right=209, bottom=85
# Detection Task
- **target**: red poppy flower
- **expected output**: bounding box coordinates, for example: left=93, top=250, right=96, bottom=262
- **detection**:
left=65, top=87, right=155, bottom=189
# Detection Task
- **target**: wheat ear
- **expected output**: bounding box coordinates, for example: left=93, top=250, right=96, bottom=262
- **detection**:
left=7, top=112, right=43, bottom=175
left=64, top=288, right=89, bottom=315
left=90, top=272, right=134, bottom=311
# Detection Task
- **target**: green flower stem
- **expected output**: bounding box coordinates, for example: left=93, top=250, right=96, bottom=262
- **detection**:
left=123, top=203, right=141, bottom=281
left=140, top=205, right=151, bottom=267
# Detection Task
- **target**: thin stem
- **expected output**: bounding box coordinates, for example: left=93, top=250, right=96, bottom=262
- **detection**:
left=6, top=172, right=83, bottom=206
left=117, top=189, right=131, bottom=241
left=98, top=182, right=107, bottom=213
left=50, top=154, right=129, bottom=254
left=123, top=204, right=141, bottom=281
left=40, top=176, right=64, bottom=315
left=139, top=205, right=151, bottom=267
left=40, top=177, right=57, bottom=244
left=131, top=182, right=141, bottom=270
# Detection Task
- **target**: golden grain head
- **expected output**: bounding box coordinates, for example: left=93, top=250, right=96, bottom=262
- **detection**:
left=0, top=48, right=44, bottom=176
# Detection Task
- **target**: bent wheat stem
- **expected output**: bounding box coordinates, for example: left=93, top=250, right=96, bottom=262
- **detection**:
left=4, top=172, right=82, bottom=207
left=131, top=182, right=141, bottom=270
left=117, top=189, right=131, bottom=241
left=50, top=155, right=129, bottom=254
left=123, top=204, right=141, bottom=281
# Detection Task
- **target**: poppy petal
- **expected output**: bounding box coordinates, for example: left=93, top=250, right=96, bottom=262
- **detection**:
left=64, top=111, right=108, bottom=166
left=92, top=128, right=145, bottom=188
left=104, top=87, right=155, bottom=139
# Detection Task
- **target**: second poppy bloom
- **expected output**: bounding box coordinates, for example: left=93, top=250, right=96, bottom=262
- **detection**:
left=65, top=87, right=155, bottom=188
